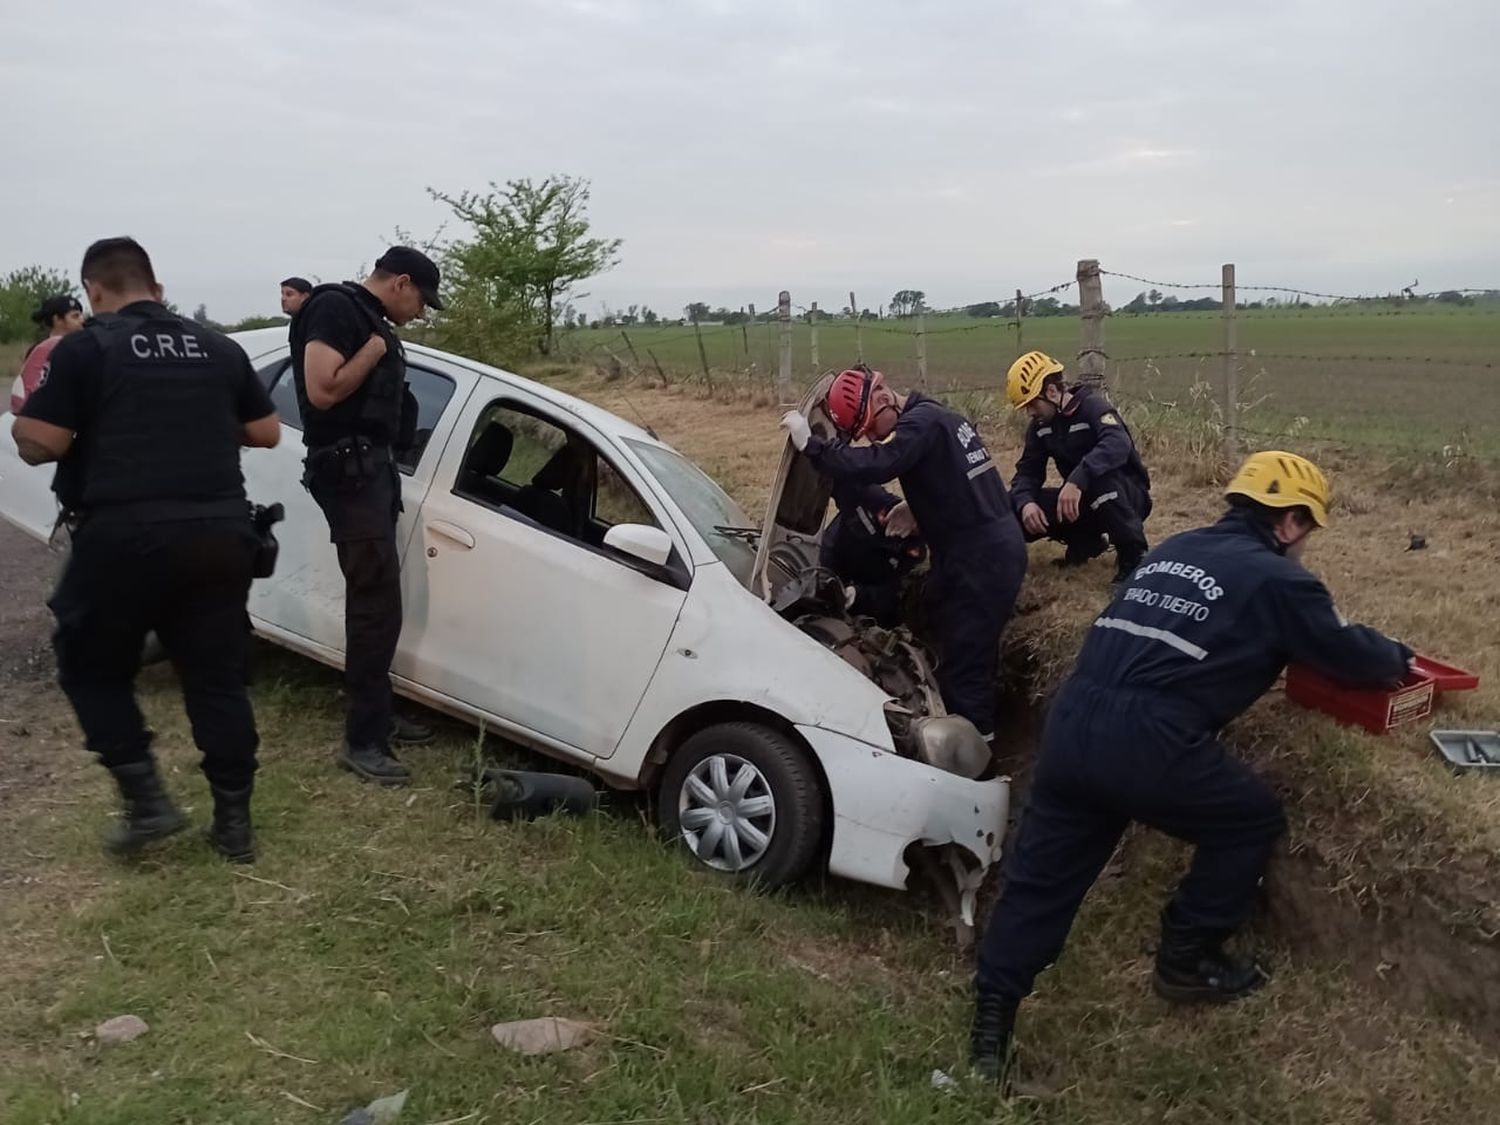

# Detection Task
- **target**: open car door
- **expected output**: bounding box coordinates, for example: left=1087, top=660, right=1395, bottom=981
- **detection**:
left=0, top=414, right=64, bottom=543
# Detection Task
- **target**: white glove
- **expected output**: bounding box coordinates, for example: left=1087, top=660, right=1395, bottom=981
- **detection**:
left=780, top=410, right=812, bottom=452
left=884, top=500, right=918, bottom=538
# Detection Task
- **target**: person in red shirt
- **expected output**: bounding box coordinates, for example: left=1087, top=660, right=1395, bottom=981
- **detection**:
left=10, top=294, right=85, bottom=414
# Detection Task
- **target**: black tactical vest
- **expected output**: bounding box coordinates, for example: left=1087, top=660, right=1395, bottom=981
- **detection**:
left=288, top=283, right=406, bottom=448
left=62, top=308, right=250, bottom=519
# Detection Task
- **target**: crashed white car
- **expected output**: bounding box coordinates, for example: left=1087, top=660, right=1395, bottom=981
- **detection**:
left=0, top=330, right=1008, bottom=925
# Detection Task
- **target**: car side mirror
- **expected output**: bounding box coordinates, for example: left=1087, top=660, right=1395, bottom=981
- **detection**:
left=603, top=523, right=673, bottom=567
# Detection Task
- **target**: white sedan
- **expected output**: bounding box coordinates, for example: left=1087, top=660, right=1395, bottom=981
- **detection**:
left=0, top=330, right=1008, bottom=927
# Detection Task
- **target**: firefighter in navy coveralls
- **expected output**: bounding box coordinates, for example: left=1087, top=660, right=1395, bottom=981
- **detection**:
left=1006, top=351, right=1152, bottom=582
left=968, top=451, right=1413, bottom=1084
left=780, top=367, right=1027, bottom=741
left=819, top=480, right=925, bottom=628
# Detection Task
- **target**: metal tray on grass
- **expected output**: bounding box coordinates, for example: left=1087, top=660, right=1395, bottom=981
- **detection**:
left=1430, top=730, right=1500, bottom=770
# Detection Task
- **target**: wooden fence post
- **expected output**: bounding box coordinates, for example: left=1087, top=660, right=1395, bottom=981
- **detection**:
left=776, top=290, right=794, bottom=401
left=1014, top=288, right=1025, bottom=357
left=850, top=290, right=863, bottom=363
left=1222, top=263, right=1238, bottom=457
left=1077, top=259, right=1106, bottom=387
left=692, top=315, right=712, bottom=389
left=915, top=308, right=928, bottom=389
left=809, top=301, right=820, bottom=373
left=619, top=330, right=641, bottom=368
left=744, top=304, right=754, bottom=362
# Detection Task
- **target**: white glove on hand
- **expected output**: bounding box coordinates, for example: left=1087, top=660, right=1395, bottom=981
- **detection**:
left=780, top=410, right=812, bottom=451
left=884, top=500, right=918, bottom=538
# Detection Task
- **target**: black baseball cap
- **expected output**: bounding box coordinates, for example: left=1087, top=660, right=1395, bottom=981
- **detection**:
left=33, top=293, right=83, bottom=325
left=375, top=246, right=444, bottom=310
left=280, top=276, right=313, bottom=294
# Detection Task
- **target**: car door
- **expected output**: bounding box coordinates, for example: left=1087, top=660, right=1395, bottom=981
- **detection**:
left=242, top=349, right=473, bottom=656
left=397, top=384, right=689, bottom=758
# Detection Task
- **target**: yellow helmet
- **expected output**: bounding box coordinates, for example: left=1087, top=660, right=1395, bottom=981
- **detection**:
left=1006, top=350, right=1066, bottom=409
left=1225, top=450, right=1331, bottom=527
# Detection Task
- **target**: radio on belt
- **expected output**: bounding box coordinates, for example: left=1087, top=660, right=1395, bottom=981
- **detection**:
left=1286, top=653, right=1479, bottom=735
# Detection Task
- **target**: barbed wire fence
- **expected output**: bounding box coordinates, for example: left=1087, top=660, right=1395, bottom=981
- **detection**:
left=562, top=260, right=1499, bottom=462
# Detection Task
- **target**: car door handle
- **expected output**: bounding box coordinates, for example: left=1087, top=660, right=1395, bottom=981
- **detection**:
left=427, top=520, right=475, bottom=549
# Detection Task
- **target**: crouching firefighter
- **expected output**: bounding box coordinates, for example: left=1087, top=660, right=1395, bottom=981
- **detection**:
left=969, top=451, right=1413, bottom=1085
left=780, top=367, right=1028, bottom=741
left=819, top=480, right=926, bottom=628
left=290, top=246, right=444, bottom=785
left=1007, top=350, right=1152, bottom=582
left=12, top=237, right=280, bottom=863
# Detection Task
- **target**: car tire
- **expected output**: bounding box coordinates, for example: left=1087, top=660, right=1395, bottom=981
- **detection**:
left=658, top=722, right=824, bottom=889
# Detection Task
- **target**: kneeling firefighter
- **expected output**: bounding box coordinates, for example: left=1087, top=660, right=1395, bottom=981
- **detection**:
left=819, top=480, right=925, bottom=628
left=1007, top=350, right=1152, bottom=582
left=780, top=367, right=1027, bottom=741
left=969, top=451, right=1413, bottom=1084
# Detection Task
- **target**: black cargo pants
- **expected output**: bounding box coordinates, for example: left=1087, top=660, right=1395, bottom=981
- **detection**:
left=1021, top=471, right=1152, bottom=568
left=49, top=517, right=260, bottom=789
left=307, top=452, right=403, bottom=750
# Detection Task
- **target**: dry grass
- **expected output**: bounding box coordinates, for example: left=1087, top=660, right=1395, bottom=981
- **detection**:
left=2, top=361, right=1499, bottom=1122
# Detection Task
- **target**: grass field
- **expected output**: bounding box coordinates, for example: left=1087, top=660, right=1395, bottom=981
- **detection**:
left=562, top=305, right=1500, bottom=457
left=3, top=337, right=1500, bottom=1123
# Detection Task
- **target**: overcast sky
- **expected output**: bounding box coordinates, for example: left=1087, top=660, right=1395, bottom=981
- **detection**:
left=4, top=0, right=1497, bottom=320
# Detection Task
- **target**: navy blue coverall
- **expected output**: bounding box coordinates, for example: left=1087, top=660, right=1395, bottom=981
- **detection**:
left=1010, top=385, right=1152, bottom=570
left=818, top=482, right=925, bottom=627
left=976, top=509, right=1411, bottom=1000
left=805, top=394, right=1028, bottom=738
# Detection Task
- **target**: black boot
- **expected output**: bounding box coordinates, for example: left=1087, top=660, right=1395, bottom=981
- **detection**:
left=205, top=784, right=255, bottom=864
left=1054, top=534, right=1108, bottom=569
left=336, top=743, right=411, bottom=787
left=969, top=989, right=1019, bottom=1086
left=103, top=760, right=188, bottom=855
left=1152, top=910, right=1267, bottom=1004
left=1112, top=551, right=1145, bottom=586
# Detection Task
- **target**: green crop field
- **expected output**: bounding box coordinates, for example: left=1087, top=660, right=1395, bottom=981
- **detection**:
left=561, top=306, right=1500, bottom=458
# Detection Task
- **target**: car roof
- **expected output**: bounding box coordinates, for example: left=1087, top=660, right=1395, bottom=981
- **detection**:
left=228, top=326, right=669, bottom=451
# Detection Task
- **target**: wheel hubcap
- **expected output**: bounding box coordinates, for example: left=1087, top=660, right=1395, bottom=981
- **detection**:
left=677, top=753, right=776, bottom=872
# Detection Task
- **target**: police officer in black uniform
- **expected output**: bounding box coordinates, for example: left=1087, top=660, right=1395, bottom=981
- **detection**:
left=781, top=367, right=1028, bottom=740
left=819, top=480, right=925, bottom=628
left=289, top=247, right=443, bottom=785
left=1006, top=351, right=1153, bottom=582
left=12, top=237, right=281, bottom=863
left=968, top=451, right=1413, bottom=1084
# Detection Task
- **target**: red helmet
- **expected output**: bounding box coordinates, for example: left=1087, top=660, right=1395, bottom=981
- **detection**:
left=826, top=367, right=881, bottom=437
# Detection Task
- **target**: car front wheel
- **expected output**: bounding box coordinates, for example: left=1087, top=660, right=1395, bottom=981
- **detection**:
left=658, top=722, right=824, bottom=889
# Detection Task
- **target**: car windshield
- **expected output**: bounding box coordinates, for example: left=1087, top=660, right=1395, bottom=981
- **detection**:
left=625, top=439, right=757, bottom=586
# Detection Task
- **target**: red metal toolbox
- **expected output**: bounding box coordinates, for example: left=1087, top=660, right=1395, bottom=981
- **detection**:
left=1410, top=654, right=1480, bottom=694
left=1285, top=666, right=1436, bottom=735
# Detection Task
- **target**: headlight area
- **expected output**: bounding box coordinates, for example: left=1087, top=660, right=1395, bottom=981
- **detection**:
left=797, top=724, right=1010, bottom=942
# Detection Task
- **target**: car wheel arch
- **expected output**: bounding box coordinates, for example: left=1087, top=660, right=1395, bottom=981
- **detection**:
left=641, top=700, right=834, bottom=855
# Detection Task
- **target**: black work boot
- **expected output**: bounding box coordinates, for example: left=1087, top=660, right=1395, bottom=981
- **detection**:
left=205, top=784, right=256, bottom=864
left=1112, top=553, right=1144, bottom=586
left=390, top=714, right=435, bottom=746
left=103, top=760, right=189, bottom=855
left=1054, top=535, right=1108, bottom=569
left=336, top=743, right=412, bottom=787
left=1152, top=911, right=1267, bottom=1004
left=969, top=989, right=1019, bottom=1086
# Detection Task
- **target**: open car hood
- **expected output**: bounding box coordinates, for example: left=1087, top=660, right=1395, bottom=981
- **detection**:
left=751, top=372, right=838, bottom=603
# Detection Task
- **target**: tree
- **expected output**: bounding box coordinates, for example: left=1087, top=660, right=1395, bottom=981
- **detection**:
left=1147, top=288, right=1163, bottom=309
left=430, top=174, right=621, bottom=357
left=1123, top=292, right=1150, bottom=313
left=890, top=289, right=926, bottom=317
left=0, top=264, right=78, bottom=345
left=684, top=301, right=710, bottom=323
left=642, top=307, right=659, bottom=325
left=964, top=301, right=1003, bottom=318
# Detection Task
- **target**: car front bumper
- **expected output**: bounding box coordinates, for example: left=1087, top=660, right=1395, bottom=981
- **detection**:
left=796, top=724, right=1010, bottom=916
